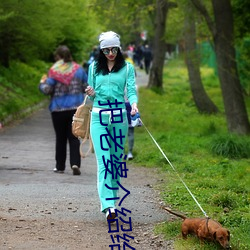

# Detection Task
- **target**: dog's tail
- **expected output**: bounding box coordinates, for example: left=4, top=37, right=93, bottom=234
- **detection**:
left=162, top=206, right=187, bottom=220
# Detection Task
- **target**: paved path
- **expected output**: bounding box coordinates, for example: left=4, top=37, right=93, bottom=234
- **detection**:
left=135, top=68, right=149, bottom=88
left=0, top=71, right=172, bottom=249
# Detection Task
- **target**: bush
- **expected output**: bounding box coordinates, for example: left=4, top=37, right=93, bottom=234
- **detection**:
left=210, top=134, right=250, bottom=159
left=210, top=191, right=237, bottom=209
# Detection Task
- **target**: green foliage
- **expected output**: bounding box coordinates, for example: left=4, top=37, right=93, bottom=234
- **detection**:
left=164, top=0, right=213, bottom=45
left=165, top=3, right=184, bottom=44
left=92, top=0, right=155, bottom=45
left=0, top=0, right=100, bottom=66
left=232, top=0, right=250, bottom=39
left=236, top=37, right=250, bottom=95
left=132, top=58, right=250, bottom=249
left=0, top=60, right=49, bottom=122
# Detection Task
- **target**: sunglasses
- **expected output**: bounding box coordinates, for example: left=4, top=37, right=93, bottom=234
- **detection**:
left=102, top=47, right=119, bottom=55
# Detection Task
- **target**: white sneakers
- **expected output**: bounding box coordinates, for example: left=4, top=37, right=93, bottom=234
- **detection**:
left=106, top=207, right=116, bottom=222
left=127, top=152, right=133, bottom=160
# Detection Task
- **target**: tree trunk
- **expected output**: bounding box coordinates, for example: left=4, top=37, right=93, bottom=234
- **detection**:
left=184, top=4, right=218, bottom=114
left=147, top=0, right=169, bottom=90
left=212, top=0, right=250, bottom=134
left=191, top=0, right=250, bottom=134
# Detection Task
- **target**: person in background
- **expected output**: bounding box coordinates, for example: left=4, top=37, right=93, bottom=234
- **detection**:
left=88, top=46, right=99, bottom=64
left=39, top=45, right=88, bottom=175
left=143, top=44, right=153, bottom=74
left=134, top=44, right=144, bottom=69
left=125, top=101, right=135, bottom=160
left=85, top=31, right=138, bottom=222
left=123, top=52, right=137, bottom=160
left=85, top=46, right=99, bottom=72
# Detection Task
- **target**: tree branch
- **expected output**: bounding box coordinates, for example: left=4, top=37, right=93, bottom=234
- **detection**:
left=190, top=0, right=216, bottom=37
left=167, top=1, right=178, bottom=9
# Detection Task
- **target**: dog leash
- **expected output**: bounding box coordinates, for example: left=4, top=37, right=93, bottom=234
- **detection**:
left=139, top=118, right=209, bottom=218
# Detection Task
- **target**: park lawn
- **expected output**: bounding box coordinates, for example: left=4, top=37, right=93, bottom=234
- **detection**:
left=131, top=58, right=250, bottom=250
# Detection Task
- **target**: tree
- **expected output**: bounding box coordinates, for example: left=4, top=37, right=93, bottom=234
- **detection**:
left=0, top=0, right=98, bottom=66
left=191, top=0, right=250, bottom=134
left=184, top=1, right=218, bottom=114
left=91, top=0, right=155, bottom=48
left=148, top=0, right=177, bottom=89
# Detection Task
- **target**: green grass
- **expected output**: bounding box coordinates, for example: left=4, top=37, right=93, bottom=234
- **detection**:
left=131, top=58, right=250, bottom=250
left=0, top=60, right=50, bottom=123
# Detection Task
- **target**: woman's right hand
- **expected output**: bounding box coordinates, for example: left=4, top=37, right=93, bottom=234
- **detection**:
left=85, top=86, right=95, bottom=97
left=131, top=103, right=138, bottom=116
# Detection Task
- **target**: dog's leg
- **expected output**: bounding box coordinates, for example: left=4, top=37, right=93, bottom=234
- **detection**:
left=181, top=231, right=188, bottom=240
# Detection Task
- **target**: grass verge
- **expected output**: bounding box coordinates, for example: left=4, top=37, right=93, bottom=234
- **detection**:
left=131, top=58, right=250, bottom=250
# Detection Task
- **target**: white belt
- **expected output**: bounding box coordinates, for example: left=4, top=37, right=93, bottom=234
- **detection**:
left=92, top=107, right=126, bottom=115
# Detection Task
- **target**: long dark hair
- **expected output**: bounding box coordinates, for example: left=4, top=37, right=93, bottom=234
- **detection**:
left=95, top=48, right=126, bottom=75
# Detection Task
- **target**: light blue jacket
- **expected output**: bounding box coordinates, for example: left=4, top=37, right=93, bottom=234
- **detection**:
left=87, top=62, right=138, bottom=109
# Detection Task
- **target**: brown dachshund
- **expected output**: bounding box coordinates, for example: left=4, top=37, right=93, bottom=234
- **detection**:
left=162, top=207, right=231, bottom=249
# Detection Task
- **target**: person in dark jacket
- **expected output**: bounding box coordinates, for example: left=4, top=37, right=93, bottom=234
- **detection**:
left=143, top=44, right=152, bottom=74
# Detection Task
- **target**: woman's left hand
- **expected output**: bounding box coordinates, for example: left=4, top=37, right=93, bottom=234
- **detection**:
left=85, top=86, right=96, bottom=97
left=131, top=103, right=138, bottom=116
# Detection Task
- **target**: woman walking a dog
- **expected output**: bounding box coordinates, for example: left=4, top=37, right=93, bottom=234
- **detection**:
left=85, top=31, right=138, bottom=221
